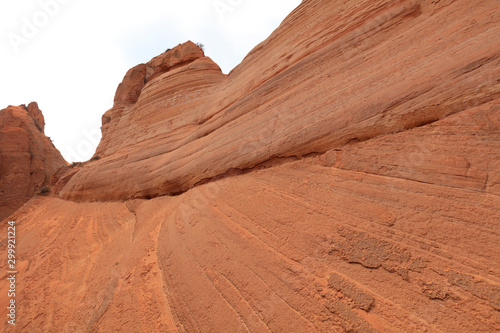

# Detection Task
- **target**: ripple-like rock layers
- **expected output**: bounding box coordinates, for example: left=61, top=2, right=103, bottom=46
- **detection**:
left=0, top=0, right=499, bottom=332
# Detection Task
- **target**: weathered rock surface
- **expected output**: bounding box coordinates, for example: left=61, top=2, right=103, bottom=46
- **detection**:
left=56, top=0, right=500, bottom=202
left=0, top=103, right=66, bottom=220
left=1, top=0, right=499, bottom=332
left=2, top=132, right=499, bottom=331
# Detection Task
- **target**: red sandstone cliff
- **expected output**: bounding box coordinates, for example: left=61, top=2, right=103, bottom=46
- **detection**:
left=0, top=0, right=499, bottom=332
left=0, top=103, right=66, bottom=220
left=55, top=0, right=500, bottom=203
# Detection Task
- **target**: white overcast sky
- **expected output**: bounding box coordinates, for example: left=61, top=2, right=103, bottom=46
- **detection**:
left=0, top=0, right=301, bottom=162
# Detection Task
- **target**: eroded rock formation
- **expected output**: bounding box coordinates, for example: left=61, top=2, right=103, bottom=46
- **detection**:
left=55, top=0, right=500, bottom=204
left=0, top=0, right=499, bottom=332
left=0, top=103, right=66, bottom=220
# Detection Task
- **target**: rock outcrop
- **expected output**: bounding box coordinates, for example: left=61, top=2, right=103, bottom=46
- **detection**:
left=1, top=0, right=499, bottom=332
left=55, top=0, right=500, bottom=202
left=0, top=103, right=66, bottom=220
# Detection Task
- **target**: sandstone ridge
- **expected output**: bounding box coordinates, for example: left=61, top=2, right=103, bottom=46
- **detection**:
left=0, top=0, right=499, bottom=332
left=55, top=0, right=500, bottom=202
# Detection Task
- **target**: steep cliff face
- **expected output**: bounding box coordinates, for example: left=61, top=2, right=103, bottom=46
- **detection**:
left=1, top=0, right=499, bottom=332
left=0, top=103, right=66, bottom=220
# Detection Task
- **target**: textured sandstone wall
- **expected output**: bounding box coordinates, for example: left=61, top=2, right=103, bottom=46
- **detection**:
left=0, top=0, right=499, bottom=332
left=56, top=0, right=500, bottom=202
left=0, top=103, right=66, bottom=220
